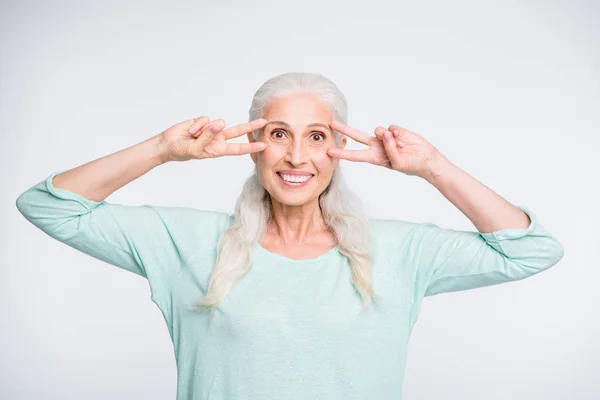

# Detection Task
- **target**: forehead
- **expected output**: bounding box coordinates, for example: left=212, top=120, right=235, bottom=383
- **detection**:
left=263, top=92, right=332, bottom=123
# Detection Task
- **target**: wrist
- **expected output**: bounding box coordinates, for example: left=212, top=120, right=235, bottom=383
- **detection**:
left=152, top=133, right=171, bottom=165
left=422, top=152, right=453, bottom=184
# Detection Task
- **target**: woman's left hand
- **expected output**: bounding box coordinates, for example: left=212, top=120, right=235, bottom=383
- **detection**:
left=327, top=120, right=443, bottom=179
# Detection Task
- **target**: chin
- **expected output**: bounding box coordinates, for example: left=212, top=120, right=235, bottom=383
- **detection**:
left=271, top=192, right=314, bottom=207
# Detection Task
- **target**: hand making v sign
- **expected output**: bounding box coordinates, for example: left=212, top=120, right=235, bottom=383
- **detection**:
left=326, top=120, right=445, bottom=180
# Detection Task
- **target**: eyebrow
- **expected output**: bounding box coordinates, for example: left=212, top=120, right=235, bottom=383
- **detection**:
left=264, top=120, right=332, bottom=133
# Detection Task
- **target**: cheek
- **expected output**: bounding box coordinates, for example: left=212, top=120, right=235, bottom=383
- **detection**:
left=257, top=148, right=285, bottom=183
left=312, top=149, right=331, bottom=161
left=312, top=151, right=335, bottom=174
left=258, top=146, right=282, bottom=165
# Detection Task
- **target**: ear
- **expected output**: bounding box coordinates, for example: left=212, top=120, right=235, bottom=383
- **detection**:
left=247, top=132, right=258, bottom=164
left=340, top=136, right=347, bottom=149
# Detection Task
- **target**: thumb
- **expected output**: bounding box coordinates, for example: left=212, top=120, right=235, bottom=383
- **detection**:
left=196, top=120, right=224, bottom=147
left=382, top=130, right=401, bottom=168
left=188, top=116, right=211, bottom=136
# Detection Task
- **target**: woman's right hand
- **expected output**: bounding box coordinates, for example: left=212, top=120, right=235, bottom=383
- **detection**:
left=158, top=116, right=268, bottom=162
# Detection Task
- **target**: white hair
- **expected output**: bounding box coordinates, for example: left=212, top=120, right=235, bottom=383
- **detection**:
left=192, top=72, right=378, bottom=317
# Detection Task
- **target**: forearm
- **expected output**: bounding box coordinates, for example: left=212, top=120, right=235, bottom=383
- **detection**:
left=52, top=133, right=167, bottom=202
left=423, top=153, right=531, bottom=233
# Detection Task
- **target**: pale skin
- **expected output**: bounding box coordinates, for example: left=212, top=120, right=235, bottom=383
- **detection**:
left=51, top=117, right=269, bottom=202
left=327, top=119, right=531, bottom=234
left=246, top=93, right=348, bottom=259
left=52, top=92, right=529, bottom=262
left=243, top=92, right=530, bottom=260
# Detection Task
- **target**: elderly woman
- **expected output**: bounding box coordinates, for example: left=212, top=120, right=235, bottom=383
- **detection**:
left=16, top=72, right=564, bottom=400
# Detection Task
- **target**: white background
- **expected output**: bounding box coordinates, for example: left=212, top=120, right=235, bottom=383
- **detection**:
left=2, top=0, right=598, bottom=399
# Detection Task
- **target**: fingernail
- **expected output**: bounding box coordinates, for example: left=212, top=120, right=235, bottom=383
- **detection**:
left=210, top=124, right=222, bottom=133
left=383, top=130, right=392, bottom=140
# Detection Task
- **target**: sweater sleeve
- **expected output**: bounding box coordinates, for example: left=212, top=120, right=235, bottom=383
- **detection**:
left=15, top=169, right=232, bottom=301
left=413, top=205, right=564, bottom=298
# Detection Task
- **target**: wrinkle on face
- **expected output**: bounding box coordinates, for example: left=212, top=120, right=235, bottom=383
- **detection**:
left=245, top=92, right=347, bottom=239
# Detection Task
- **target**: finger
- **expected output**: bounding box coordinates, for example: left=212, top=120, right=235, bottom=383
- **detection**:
left=327, top=147, right=372, bottom=162
left=222, top=118, right=268, bottom=140
left=389, top=125, right=422, bottom=142
left=375, top=131, right=404, bottom=147
left=193, top=118, right=221, bottom=138
left=329, top=120, right=372, bottom=145
left=388, top=125, right=409, bottom=137
left=189, top=116, right=210, bottom=135
left=196, top=120, right=225, bottom=146
left=382, top=130, right=402, bottom=166
left=374, top=126, right=386, bottom=140
left=223, top=141, right=267, bottom=156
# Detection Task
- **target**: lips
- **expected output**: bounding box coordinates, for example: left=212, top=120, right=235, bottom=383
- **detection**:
left=276, top=170, right=314, bottom=176
left=276, top=172, right=313, bottom=179
left=276, top=172, right=314, bottom=187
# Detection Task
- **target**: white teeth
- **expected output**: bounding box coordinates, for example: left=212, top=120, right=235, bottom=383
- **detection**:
left=278, top=173, right=312, bottom=183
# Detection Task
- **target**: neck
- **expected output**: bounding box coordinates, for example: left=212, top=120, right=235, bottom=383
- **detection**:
left=267, top=197, right=329, bottom=245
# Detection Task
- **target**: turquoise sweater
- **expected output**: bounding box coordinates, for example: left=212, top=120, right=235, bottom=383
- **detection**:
left=16, top=169, right=564, bottom=400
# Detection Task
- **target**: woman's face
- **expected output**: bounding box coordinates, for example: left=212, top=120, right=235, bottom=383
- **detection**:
left=247, top=92, right=347, bottom=207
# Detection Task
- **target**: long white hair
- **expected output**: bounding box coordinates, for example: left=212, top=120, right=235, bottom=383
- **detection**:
left=192, top=72, right=377, bottom=316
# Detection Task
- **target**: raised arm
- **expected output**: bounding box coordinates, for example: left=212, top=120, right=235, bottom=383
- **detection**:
left=16, top=116, right=267, bottom=300
left=343, top=121, right=565, bottom=328
left=49, top=115, right=227, bottom=200
left=414, top=205, right=563, bottom=297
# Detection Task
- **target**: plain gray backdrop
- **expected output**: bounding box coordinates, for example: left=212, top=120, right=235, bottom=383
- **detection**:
left=3, top=0, right=598, bottom=399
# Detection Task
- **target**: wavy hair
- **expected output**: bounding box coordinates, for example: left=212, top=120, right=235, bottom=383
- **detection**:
left=192, top=72, right=378, bottom=317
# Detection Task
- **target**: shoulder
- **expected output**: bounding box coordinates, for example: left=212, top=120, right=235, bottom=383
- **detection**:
left=145, top=205, right=232, bottom=229
left=141, top=205, right=233, bottom=248
left=368, top=217, right=424, bottom=243
left=367, top=217, right=434, bottom=260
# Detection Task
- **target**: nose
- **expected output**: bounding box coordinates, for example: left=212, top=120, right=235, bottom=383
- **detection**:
left=284, top=138, right=309, bottom=166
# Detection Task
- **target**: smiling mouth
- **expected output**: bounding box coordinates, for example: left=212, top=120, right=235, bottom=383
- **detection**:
left=276, top=172, right=314, bottom=186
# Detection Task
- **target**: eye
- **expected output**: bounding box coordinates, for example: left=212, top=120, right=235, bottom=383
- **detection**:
left=270, top=129, right=286, bottom=139
left=311, top=132, right=326, bottom=141
left=270, top=130, right=326, bottom=141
